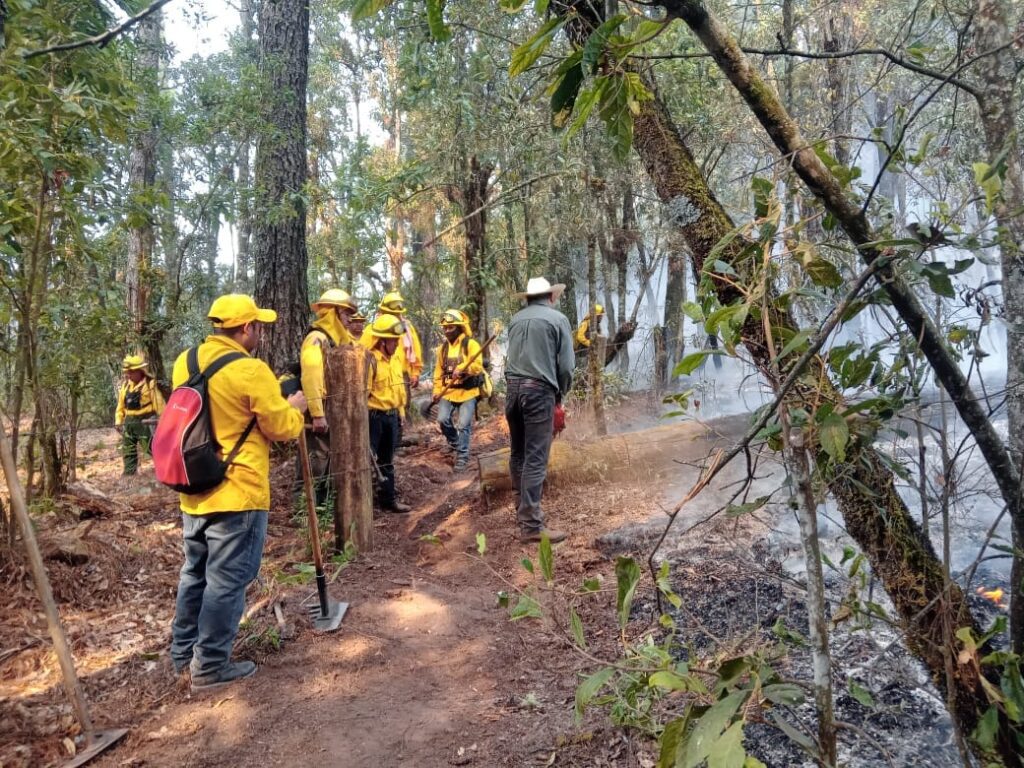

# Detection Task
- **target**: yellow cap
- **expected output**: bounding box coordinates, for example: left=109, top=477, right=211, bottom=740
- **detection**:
left=311, top=288, right=356, bottom=313
left=207, top=294, right=277, bottom=328
left=370, top=314, right=406, bottom=339
left=122, top=354, right=148, bottom=371
left=378, top=291, right=406, bottom=314
left=594, top=304, right=605, bottom=315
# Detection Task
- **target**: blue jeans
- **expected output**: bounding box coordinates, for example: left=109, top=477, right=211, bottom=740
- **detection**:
left=505, top=377, right=556, bottom=533
left=170, top=510, right=267, bottom=676
left=437, top=397, right=476, bottom=461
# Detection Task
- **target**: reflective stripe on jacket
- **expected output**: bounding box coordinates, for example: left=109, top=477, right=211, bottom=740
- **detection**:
left=171, top=335, right=304, bottom=515
left=115, top=378, right=165, bottom=425
left=432, top=335, right=483, bottom=403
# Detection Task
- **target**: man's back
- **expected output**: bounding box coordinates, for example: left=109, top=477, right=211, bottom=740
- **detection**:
left=505, top=301, right=575, bottom=394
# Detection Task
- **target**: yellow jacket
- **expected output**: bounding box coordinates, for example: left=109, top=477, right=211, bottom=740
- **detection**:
left=360, top=315, right=422, bottom=379
left=301, top=311, right=353, bottom=418
left=115, top=377, right=165, bottom=424
left=367, top=347, right=408, bottom=412
left=432, top=335, right=483, bottom=403
left=575, top=318, right=592, bottom=348
left=172, top=335, right=304, bottom=515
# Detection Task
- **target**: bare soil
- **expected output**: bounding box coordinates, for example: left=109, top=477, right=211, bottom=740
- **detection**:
left=1, top=403, right=685, bottom=768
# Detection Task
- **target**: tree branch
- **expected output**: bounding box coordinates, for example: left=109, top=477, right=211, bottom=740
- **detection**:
left=23, top=0, right=173, bottom=59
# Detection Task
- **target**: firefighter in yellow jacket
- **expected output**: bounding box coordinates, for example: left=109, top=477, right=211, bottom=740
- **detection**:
left=432, top=310, right=483, bottom=472
left=115, top=354, right=166, bottom=475
left=360, top=291, right=423, bottom=390
left=574, top=304, right=604, bottom=350
left=366, top=314, right=411, bottom=513
left=169, top=294, right=306, bottom=691
left=298, top=288, right=357, bottom=505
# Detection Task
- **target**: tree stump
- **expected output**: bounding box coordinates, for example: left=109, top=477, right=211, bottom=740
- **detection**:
left=325, top=346, right=373, bottom=552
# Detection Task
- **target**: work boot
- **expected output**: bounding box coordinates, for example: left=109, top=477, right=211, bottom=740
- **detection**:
left=453, top=457, right=469, bottom=473
left=190, top=660, right=256, bottom=693
left=382, top=500, right=412, bottom=514
left=519, top=528, right=567, bottom=544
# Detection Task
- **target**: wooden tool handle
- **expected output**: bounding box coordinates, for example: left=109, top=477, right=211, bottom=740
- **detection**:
left=297, top=432, right=326, bottom=571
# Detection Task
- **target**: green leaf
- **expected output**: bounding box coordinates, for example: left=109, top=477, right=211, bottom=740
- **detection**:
left=615, top=556, right=641, bottom=629
left=551, top=63, right=585, bottom=129
left=649, top=670, right=695, bottom=691
left=973, top=706, right=999, bottom=751
left=763, top=684, right=804, bottom=706
left=539, top=533, right=554, bottom=583
left=658, top=717, right=686, bottom=768
left=726, top=496, right=770, bottom=518
left=496, top=590, right=510, bottom=608
left=499, top=0, right=529, bottom=10
left=925, top=270, right=955, bottom=298
left=476, top=532, right=487, bottom=556
left=570, top=607, right=586, bottom=648
left=575, top=667, right=615, bottom=720
left=521, top=557, right=535, bottom=574
left=751, top=176, right=774, bottom=219
left=778, top=329, right=813, bottom=360
left=509, top=593, right=543, bottom=621
left=351, top=0, right=397, bottom=21
left=770, top=712, right=814, bottom=751
left=534, top=0, right=550, bottom=13
left=509, top=17, right=563, bottom=78
left=582, top=577, right=601, bottom=592
left=707, top=721, right=746, bottom=768
left=682, top=691, right=748, bottom=768
left=566, top=80, right=603, bottom=138
left=803, top=258, right=842, bottom=289
left=418, top=533, right=441, bottom=545
left=819, top=412, right=849, bottom=462
left=674, top=350, right=716, bottom=376
left=581, top=15, right=627, bottom=73
left=681, top=301, right=705, bottom=323
left=848, top=679, right=875, bottom=708
left=425, top=0, right=450, bottom=41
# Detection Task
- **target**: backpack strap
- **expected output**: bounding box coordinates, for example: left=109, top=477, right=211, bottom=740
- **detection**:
left=223, top=417, right=257, bottom=468
left=461, top=337, right=470, bottom=359
left=186, top=346, right=200, bottom=378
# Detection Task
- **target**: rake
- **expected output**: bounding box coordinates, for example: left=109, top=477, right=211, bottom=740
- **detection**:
left=298, top=432, right=348, bottom=632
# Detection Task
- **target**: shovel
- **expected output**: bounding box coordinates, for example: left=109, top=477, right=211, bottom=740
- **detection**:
left=420, top=332, right=498, bottom=419
left=298, top=432, right=348, bottom=632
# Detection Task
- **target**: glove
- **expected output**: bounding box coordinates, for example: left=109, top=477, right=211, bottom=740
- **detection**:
left=552, top=403, right=566, bottom=437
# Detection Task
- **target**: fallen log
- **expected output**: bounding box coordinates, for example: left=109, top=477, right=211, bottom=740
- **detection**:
left=478, top=420, right=714, bottom=493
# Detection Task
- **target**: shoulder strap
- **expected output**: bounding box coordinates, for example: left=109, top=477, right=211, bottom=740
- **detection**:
left=187, top=346, right=199, bottom=378
left=441, top=341, right=450, bottom=361
left=307, top=326, right=335, bottom=348
left=461, top=337, right=470, bottom=358
left=201, top=351, right=247, bottom=381
left=223, top=417, right=257, bottom=468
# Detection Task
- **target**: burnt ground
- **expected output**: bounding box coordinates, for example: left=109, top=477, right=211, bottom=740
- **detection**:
left=0, top=400, right=1008, bottom=767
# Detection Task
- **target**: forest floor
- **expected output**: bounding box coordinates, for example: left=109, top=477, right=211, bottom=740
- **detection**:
left=0, top=396, right=1001, bottom=767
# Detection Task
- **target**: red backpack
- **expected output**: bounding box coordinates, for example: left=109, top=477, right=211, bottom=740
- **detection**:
left=152, top=347, right=256, bottom=493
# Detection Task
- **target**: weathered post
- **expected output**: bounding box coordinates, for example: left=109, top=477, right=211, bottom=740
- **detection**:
left=325, top=346, right=373, bottom=552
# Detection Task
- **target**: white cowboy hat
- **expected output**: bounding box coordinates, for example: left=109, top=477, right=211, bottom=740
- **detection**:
left=515, top=276, right=566, bottom=301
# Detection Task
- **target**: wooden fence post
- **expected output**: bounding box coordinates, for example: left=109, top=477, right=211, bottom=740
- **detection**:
left=325, top=346, right=373, bottom=552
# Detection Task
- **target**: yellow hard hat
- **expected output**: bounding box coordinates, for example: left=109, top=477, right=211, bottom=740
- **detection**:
left=594, top=304, right=605, bottom=315
left=350, top=308, right=368, bottom=321
left=208, top=294, right=277, bottom=328
left=311, top=288, right=356, bottom=313
left=440, top=309, right=472, bottom=337
left=378, top=291, right=406, bottom=314
left=370, top=314, right=406, bottom=339
left=122, top=354, right=148, bottom=371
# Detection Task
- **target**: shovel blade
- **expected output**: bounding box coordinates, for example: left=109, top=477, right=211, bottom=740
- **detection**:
left=63, top=728, right=129, bottom=768
left=311, top=600, right=348, bottom=633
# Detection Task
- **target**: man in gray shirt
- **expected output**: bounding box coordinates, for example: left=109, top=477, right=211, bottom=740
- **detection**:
left=505, top=277, right=575, bottom=543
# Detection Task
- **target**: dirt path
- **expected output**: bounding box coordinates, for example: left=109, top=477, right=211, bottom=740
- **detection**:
left=4, top=408, right=703, bottom=768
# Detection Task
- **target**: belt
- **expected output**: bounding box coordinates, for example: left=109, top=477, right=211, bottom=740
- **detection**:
left=370, top=408, right=400, bottom=417
left=507, top=376, right=555, bottom=391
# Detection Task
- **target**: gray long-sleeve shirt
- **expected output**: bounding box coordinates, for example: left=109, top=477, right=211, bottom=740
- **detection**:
left=505, top=299, right=575, bottom=395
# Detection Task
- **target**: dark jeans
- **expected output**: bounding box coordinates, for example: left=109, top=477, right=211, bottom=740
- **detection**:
left=121, top=415, right=151, bottom=475
left=438, top=397, right=476, bottom=462
left=294, top=428, right=332, bottom=508
left=505, top=377, right=556, bottom=533
left=170, top=510, right=267, bottom=676
left=369, top=409, right=400, bottom=507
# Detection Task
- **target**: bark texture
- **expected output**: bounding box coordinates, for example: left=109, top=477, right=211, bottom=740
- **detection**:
left=253, top=0, right=310, bottom=373
left=447, top=156, right=495, bottom=338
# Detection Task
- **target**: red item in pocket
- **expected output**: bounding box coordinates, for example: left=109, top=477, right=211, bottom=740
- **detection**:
left=552, top=403, right=566, bottom=437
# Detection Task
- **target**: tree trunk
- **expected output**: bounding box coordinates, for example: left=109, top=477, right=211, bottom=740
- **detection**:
left=663, top=247, right=688, bottom=381
left=448, top=156, right=495, bottom=338
left=234, top=0, right=255, bottom=291
left=126, top=10, right=162, bottom=340
left=972, top=0, right=1024, bottom=654
left=253, top=0, right=310, bottom=373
